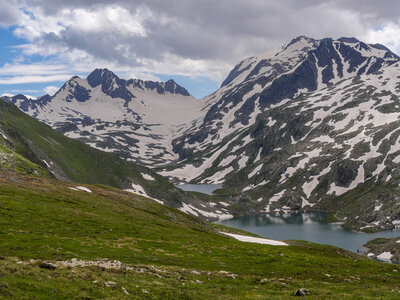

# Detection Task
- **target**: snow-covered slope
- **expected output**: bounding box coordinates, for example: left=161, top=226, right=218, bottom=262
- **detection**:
left=166, top=36, right=400, bottom=182
left=3, top=69, right=209, bottom=166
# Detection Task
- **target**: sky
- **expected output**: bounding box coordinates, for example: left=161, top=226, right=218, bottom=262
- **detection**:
left=1, top=0, right=400, bottom=99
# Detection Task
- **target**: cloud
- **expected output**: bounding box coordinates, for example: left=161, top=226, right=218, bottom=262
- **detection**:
left=0, top=62, right=69, bottom=76
left=0, top=0, right=21, bottom=27
left=126, top=72, right=161, bottom=82
left=0, top=62, right=79, bottom=85
left=363, top=23, right=400, bottom=53
left=3, top=0, right=400, bottom=84
left=0, top=74, right=74, bottom=84
left=43, top=85, right=59, bottom=96
left=11, top=89, right=40, bottom=93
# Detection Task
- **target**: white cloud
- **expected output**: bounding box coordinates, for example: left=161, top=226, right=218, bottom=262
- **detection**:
left=127, top=72, right=161, bottom=82
left=363, top=24, right=400, bottom=53
left=66, top=6, right=149, bottom=36
left=13, top=5, right=149, bottom=42
left=11, top=89, right=40, bottom=93
left=0, top=63, right=69, bottom=76
left=0, top=74, right=74, bottom=84
left=43, top=85, right=60, bottom=96
left=2, top=0, right=400, bottom=86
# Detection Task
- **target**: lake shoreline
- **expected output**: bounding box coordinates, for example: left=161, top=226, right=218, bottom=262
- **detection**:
left=216, top=213, right=400, bottom=255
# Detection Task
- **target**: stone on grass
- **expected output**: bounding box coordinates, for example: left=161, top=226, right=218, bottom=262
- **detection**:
left=39, top=262, right=58, bottom=270
left=294, top=288, right=310, bottom=296
left=104, top=281, right=117, bottom=287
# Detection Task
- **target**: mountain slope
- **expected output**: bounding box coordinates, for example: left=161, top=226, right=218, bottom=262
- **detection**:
left=1, top=168, right=400, bottom=298
left=0, top=128, right=49, bottom=178
left=0, top=99, right=232, bottom=220
left=167, top=36, right=400, bottom=178
left=3, top=70, right=207, bottom=166
left=159, top=37, right=400, bottom=231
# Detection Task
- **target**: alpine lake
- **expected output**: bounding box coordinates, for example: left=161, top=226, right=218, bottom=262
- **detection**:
left=177, top=184, right=400, bottom=255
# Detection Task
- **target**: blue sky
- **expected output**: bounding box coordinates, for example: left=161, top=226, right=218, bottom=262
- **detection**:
left=0, top=27, right=220, bottom=99
left=0, top=27, right=79, bottom=97
left=1, top=1, right=400, bottom=100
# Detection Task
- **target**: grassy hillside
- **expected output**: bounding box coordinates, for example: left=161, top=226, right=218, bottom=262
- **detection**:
left=0, top=142, right=49, bottom=177
left=1, top=168, right=400, bottom=299
left=0, top=99, right=205, bottom=209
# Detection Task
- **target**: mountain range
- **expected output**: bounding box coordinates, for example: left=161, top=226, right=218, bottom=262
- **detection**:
left=4, top=36, right=400, bottom=232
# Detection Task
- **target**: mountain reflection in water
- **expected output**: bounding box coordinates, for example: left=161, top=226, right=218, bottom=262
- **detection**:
left=218, top=213, right=399, bottom=254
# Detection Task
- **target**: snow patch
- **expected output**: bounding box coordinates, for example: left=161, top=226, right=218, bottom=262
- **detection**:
left=220, top=155, right=235, bottom=167
left=248, top=164, right=263, bottom=178
left=179, top=203, right=233, bottom=220
left=269, top=190, right=286, bottom=203
left=219, top=232, right=288, bottom=246
left=141, top=173, right=155, bottom=181
left=377, top=252, right=393, bottom=262
left=69, top=186, right=92, bottom=193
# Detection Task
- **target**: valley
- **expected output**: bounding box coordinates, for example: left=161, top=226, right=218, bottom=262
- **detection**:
left=1, top=35, right=400, bottom=298
left=3, top=1, right=400, bottom=298
left=4, top=36, right=400, bottom=233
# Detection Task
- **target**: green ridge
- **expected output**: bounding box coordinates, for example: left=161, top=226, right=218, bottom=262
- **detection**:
left=0, top=99, right=202, bottom=209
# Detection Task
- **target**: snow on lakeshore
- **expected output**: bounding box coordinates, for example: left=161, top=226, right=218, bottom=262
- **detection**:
left=220, top=232, right=288, bottom=246
left=376, top=252, right=393, bottom=262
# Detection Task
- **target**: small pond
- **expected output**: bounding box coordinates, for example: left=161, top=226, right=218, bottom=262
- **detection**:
left=217, top=213, right=400, bottom=254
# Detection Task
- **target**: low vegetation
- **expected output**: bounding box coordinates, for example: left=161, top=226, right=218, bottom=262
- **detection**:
left=1, top=168, right=400, bottom=298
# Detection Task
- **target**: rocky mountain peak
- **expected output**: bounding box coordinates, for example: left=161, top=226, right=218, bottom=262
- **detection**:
left=127, top=78, right=190, bottom=96
left=285, top=35, right=317, bottom=48
left=221, top=36, right=400, bottom=92
left=86, top=68, right=133, bottom=102
left=337, top=37, right=359, bottom=43
left=164, top=79, right=190, bottom=96
left=87, top=68, right=124, bottom=88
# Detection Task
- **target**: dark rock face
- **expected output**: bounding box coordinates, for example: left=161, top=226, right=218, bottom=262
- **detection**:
left=338, top=37, right=359, bottom=43
left=2, top=94, right=52, bottom=113
left=67, top=85, right=91, bottom=102
left=259, top=56, right=318, bottom=107
left=87, top=68, right=134, bottom=102
left=220, top=60, right=254, bottom=87
left=127, top=78, right=190, bottom=96
left=56, top=122, right=80, bottom=134
left=331, top=160, right=362, bottom=188
left=165, top=79, right=190, bottom=96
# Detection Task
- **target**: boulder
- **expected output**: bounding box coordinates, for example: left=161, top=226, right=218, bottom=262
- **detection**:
left=39, top=261, right=57, bottom=270
left=294, top=288, right=310, bottom=296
